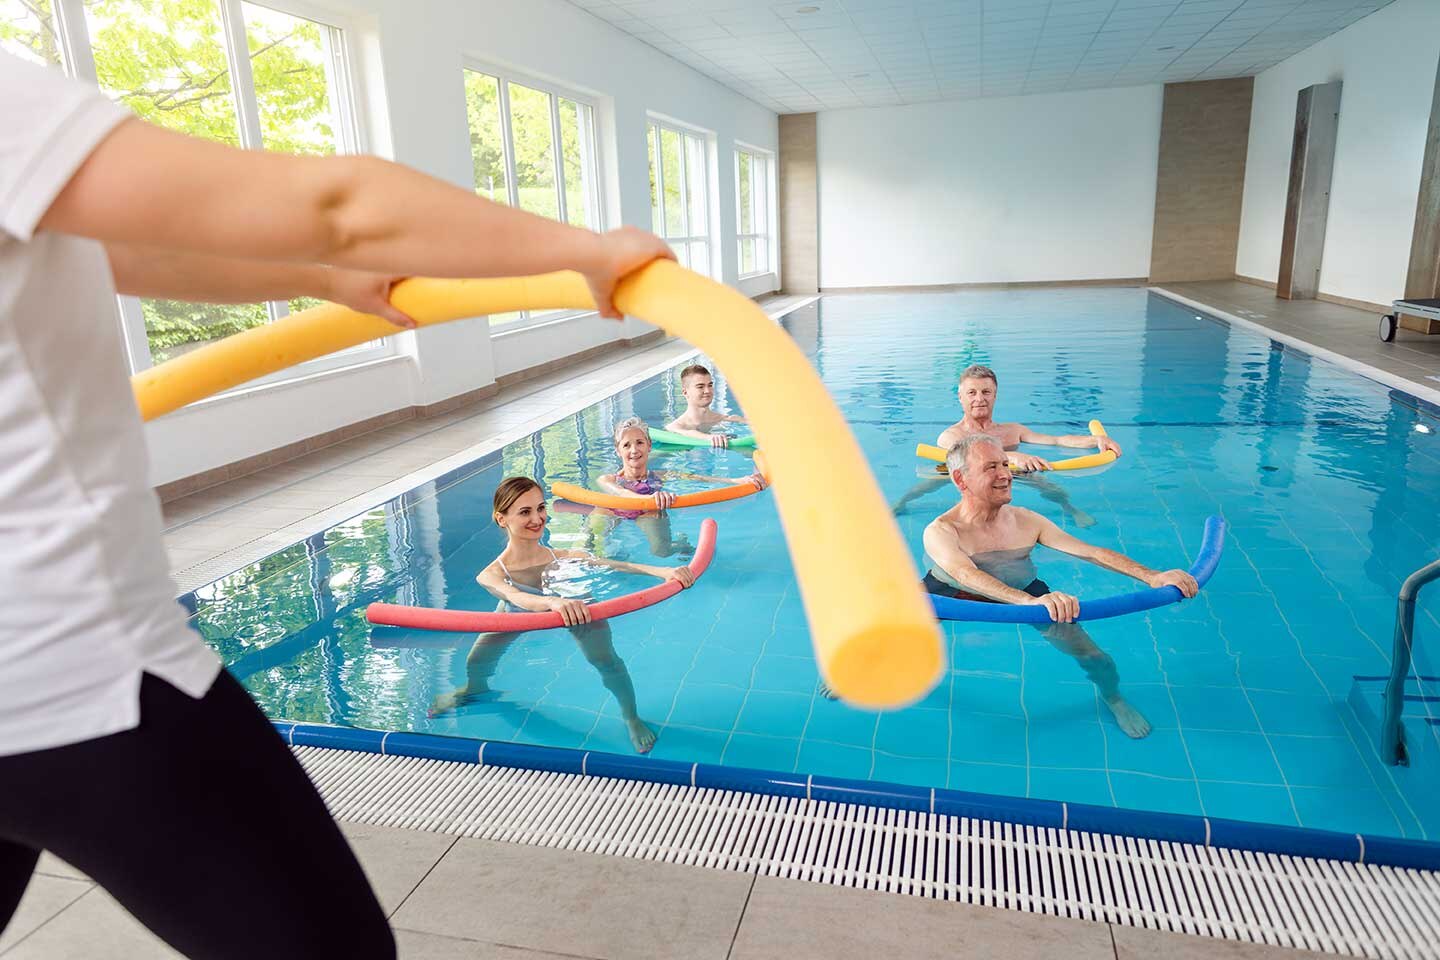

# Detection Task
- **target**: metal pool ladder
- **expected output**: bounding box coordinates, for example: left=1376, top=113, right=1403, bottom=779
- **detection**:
left=1382, top=558, right=1440, bottom=765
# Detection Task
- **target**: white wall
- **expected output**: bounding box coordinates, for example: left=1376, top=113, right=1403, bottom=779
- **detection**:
left=1235, top=0, right=1440, bottom=305
left=816, top=85, right=1163, bottom=289
left=143, top=0, right=778, bottom=486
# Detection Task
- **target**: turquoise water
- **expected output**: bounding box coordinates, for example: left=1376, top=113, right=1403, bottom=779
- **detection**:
left=187, top=290, right=1440, bottom=841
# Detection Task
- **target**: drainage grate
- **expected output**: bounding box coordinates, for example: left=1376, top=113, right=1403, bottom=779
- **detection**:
left=295, top=746, right=1440, bottom=959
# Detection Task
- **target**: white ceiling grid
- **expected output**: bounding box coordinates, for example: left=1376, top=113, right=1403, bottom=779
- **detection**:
left=564, top=0, right=1397, bottom=113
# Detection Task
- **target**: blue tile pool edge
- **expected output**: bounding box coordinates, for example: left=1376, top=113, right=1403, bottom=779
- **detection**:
left=275, top=720, right=1440, bottom=872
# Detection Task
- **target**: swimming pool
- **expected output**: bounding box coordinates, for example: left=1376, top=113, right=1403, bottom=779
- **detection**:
left=188, top=289, right=1440, bottom=844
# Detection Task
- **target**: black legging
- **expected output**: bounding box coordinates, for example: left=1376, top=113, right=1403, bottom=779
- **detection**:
left=0, top=671, right=395, bottom=959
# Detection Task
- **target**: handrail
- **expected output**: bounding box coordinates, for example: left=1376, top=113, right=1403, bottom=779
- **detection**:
left=1381, top=558, right=1440, bottom=765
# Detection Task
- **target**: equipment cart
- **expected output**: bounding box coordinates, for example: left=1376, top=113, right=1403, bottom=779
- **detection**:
left=1380, top=299, right=1440, bottom=342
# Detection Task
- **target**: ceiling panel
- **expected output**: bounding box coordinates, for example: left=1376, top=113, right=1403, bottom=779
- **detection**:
left=569, top=0, right=1398, bottom=113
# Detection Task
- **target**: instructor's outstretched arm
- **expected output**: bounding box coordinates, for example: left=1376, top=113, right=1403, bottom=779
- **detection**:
left=40, top=118, right=670, bottom=318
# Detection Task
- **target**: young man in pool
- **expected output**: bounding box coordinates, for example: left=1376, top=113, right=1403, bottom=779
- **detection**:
left=663, top=364, right=747, bottom=448
left=921, top=433, right=1197, bottom=739
left=891, top=363, right=1120, bottom=524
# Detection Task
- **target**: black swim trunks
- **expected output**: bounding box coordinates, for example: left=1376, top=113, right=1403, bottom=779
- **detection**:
left=922, top=572, right=1050, bottom=602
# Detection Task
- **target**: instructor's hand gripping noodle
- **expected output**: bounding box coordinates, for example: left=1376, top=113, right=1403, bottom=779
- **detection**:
left=131, top=262, right=947, bottom=708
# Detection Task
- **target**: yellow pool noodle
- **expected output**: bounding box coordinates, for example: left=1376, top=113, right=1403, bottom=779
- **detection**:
left=132, top=261, right=945, bottom=709
left=917, top=420, right=1118, bottom=473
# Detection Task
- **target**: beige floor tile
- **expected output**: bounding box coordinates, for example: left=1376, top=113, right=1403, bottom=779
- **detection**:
left=255, top=485, right=363, bottom=510
left=325, top=463, right=410, bottom=481
left=163, top=545, right=213, bottom=571
left=2, top=889, right=180, bottom=960
left=0, top=875, right=90, bottom=955
left=159, top=497, right=228, bottom=527
left=1112, top=924, right=1329, bottom=959
left=390, top=838, right=751, bottom=960
left=340, top=822, right=457, bottom=917
left=234, top=504, right=322, bottom=527
left=396, top=929, right=592, bottom=959
left=729, top=876, right=1113, bottom=960
left=286, top=474, right=383, bottom=496
left=164, top=522, right=270, bottom=553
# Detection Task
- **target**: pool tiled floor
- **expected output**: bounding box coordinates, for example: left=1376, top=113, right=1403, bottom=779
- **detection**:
left=4, top=831, right=1332, bottom=959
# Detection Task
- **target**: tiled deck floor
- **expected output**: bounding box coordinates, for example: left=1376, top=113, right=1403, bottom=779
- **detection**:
left=1157, top=280, right=1440, bottom=400
left=0, top=295, right=1363, bottom=958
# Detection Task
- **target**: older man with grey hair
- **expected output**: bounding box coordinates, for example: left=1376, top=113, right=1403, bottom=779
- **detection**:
left=923, top=434, right=1197, bottom=739
left=893, top=364, right=1121, bottom=521
left=940, top=364, right=1122, bottom=468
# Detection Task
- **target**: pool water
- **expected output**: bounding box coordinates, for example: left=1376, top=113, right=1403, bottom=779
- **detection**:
left=188, top=290, right=1440, bottom=841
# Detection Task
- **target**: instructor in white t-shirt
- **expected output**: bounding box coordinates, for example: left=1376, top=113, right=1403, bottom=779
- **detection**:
left=0, top=50, right=673, bottom=960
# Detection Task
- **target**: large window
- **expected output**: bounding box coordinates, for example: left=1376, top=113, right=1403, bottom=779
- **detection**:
left=2, top=0, right=375, bottom=379
left=735, top=146, right=773, bottom=278
left=647, top=118, right=712, bottom=277
left=0, top=0, right=64, bottom=66
left=463, top=65, right=601, bottom=328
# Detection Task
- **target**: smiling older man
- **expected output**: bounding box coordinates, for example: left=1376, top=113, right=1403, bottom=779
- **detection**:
left=922, top=433, right=1197, bottom=739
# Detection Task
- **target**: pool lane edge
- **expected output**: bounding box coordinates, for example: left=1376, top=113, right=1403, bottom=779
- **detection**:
left=275, top=720, right=1440, bottom=873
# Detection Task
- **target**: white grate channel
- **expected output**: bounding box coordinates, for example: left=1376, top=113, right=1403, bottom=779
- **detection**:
left=295, top=746, right=1440, bottom=959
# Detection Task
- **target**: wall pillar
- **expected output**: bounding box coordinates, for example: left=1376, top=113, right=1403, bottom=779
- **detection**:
left=779, top=113, right=818, bottom=294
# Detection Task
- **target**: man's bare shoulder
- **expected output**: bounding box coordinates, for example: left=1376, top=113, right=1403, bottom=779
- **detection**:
left=923, top=509, right=968, bottom=542
left=1003, top=505, right=1050, bottom=537
left=936, top=421, right=966, bottom=446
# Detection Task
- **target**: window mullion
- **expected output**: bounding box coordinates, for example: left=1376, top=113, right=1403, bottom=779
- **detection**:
left=495, top=79, right=524, bottom=319
left=753, top=155, right=763, bottom=271
left=320, top=25, right=358, bottom=154
left=676, top=127, right=689, bottom=242
left=548, top=92, right=567, bottom=225
left=497, top=81, right=520, bottom=208
left=116, top=296, right=152, bottom=373
left=748, top=154, right=758, bottom=237
left=700, top=138, right=710, bottom=273
left=651, top=123, right=667, bottom=241
left=733, top=150, right=741, bottom=243
left=579, top=105, right=598, bottom=228
left=52, top=0, right=95, bottom=80
left=218, top=0, right=264, bottom=151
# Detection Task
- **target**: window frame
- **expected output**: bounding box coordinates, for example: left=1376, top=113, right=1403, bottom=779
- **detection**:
left=39, top=0, right=388, bottom=382
left=647, top=115, right=715, bottom=279
left=461, top=57, right=606, bottom=332
left=734, top=143, right=776, bottom=280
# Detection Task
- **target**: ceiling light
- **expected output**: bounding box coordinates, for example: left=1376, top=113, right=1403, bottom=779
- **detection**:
left=1416, top=424, right=1433, bottom=434
left=1157, top=45, right=1176, bottom=51
left=796, top=5, right=820, bottom=12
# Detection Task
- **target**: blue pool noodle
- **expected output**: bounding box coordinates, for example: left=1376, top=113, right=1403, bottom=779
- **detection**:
left=930, top=515, right=1227, bottom=623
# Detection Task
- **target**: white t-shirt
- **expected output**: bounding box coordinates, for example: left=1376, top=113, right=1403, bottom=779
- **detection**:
left=0, top=52, right=221, bottom=755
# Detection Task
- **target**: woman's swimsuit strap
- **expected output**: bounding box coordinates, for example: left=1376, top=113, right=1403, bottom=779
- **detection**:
left=496, top=547, right=561, bottom=595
